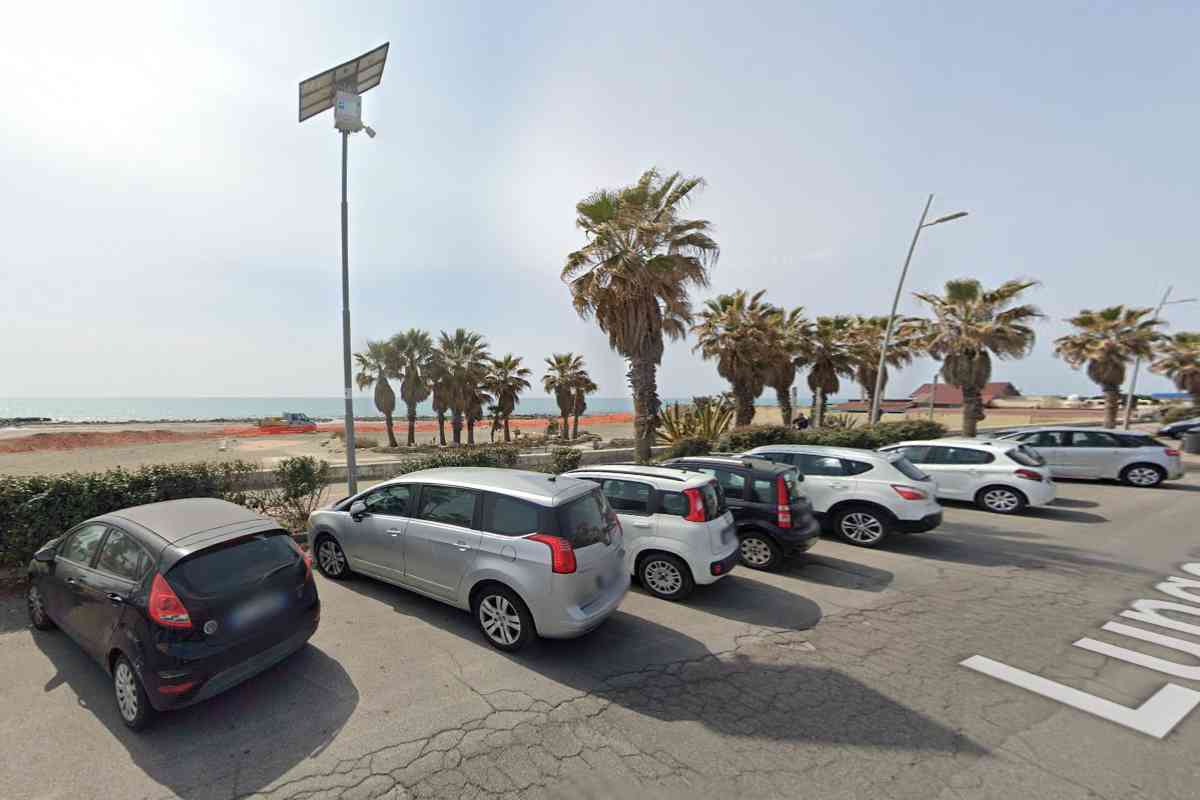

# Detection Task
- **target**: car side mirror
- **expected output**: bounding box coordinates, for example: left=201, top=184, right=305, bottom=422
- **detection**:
left=349, top=500, right=368, bottom=520
left=34, top=548, right=56, bottom=563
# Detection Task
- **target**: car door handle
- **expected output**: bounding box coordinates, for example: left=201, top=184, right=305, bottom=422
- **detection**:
left=65, top=577, right=77, bottom=585
left=632, top=521, right=651, bottom=528
left=106, top=593, right=125, bottom=605
left=454, top=541, right=472, bottom=551
left=386, top=528, right=403, bottom=536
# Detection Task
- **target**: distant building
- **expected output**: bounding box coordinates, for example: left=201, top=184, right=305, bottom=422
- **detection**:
left=909, top=382, right=1021, bottom=408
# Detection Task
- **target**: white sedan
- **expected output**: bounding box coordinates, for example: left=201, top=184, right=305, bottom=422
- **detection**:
left=878, top=439, right=1056, bottom=514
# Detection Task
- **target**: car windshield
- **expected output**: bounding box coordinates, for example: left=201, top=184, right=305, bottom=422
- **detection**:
left=1007, top=446, right=1046, bottom=467
left=889, top=455, right=931, bottom=482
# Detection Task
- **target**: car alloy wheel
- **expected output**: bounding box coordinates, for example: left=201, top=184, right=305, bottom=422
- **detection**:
left=740, top=537, right=775, bottom=568
left=642, top=559, right=684, bottom=596
left=316, top=538, right=347, bottom=578
left=27, top=584, right=52, bottom=630
left=839, top=512, right=885, bottom=545
left=478, top=594, right=522, bottom=647
left=1125, top=466, right=1163, bottom=487
left=981, top=488, right=1022, bottom=513
left=114, top=661, right=140, bottom=723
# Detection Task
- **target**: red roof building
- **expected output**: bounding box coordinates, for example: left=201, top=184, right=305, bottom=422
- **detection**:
left=909, top=382, right=1021, bottom=407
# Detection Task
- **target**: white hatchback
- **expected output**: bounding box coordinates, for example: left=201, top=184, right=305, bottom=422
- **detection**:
left=878, top=439, right=1057, bottom=514
left=564, top=465, right=739, bottom=601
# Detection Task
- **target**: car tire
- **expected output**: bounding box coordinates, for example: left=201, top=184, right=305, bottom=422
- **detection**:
left=832, top=506, right=891, bottom=548
left=975, top=485, right=1027, bottom=514
left=637, top=553, right=695, bottom=601
left=472, top=585, right=535, bottom=652
left=27, top=583, right=55, bottom=631
left=1120, top=463, right=1166, bottom=488
left=113, top=655, right=155, bottom=731
left=738, top=532, right=783, bottom=570
left=314, top=534, right=352, bottom=580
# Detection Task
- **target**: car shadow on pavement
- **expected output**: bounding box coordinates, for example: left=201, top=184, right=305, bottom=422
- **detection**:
left=778, top=553, right=894, bottom=592
left=1047, top=497, right=1100, bottom=509
left=936, top=500, right=1107, bottom=524
left=31, top=630, right=357, bottom=799
left=660, top=573, right=824, bottom=630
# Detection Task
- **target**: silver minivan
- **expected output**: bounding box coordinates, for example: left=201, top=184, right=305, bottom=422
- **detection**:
left=993, top=427, right=1184, bottom=487
left=306, top=467, right=629, bottom=651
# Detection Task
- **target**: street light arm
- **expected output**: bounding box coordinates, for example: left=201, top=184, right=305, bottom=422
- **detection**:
left=924, top=211, right=969, bottom=227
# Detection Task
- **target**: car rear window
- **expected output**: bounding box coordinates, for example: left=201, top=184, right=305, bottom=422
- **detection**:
left=842, top=459, right=875, bottom=475
left=168, top=532, right=297, bottom=595
left=1008, top=446, right=1046, bottom=467
left=700, top=481, right=725, bottom=517
left=751, top=472, right=803, bottom=503
left=1116, top=434, right=1165, bottom=448
left=889, top=455, right=931, bottom=482
left=556, top=489, right=616, bottom=548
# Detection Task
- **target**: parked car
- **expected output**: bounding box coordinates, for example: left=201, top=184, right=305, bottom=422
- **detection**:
left=26, top=499, right=320, bottom=731
left=993, top=427, right=1184, bottom=487
left=563, top=464, right=738, bottom=600
left=1158, top=417, right=1200, bottom=439
left=878, top=439, right=1056, bottom=513
left=307, top=467, right=629, bottom=651
left=739, top=446, right=943, bottom=547
left=658, top=456, right=820, bottom=569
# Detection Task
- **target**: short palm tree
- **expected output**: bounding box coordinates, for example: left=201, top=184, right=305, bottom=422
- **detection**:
left=763, top=305, right=811, bottom=427
left=571, top=373, right=598, bottom=438
left=912, top=278, right=1043, bottom=436
left=806, top=316, right=856, bottom=428
left=562, top=167, right=719, bottom=462
left=848, top=315, right=918, bottom=422
left=389, top=328, right=434, bottom=446
left=1152, top=332, right=1200, bottom=407
left=486, top=354, right=533, bottom=442
left=692, top=290, right=772, bottom=426
left=543, top=352, right=585, bottom=441
left=429, top=362, right=451, bottom=447
left=353, top=339, right=398, bottom=447
left=1054, top=306, right=1162, bottom=428
left=436, top=329, right=491, bottom=445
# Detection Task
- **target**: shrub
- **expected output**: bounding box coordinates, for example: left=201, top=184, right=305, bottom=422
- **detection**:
left=607, top=437, right=638, bottom=449
left=868, top=420, right=948, bottom=445
left=822, top=413, right=860, bottom=431
left=717, top=425, right=798, bottom=451
left=543, top=447, right=583, bottom=474
left=246, top=457, right=331, bottom=535
left=666, top=436, right=713, bottom=458
left=718, top=419, right=948, bottom=453
left=0, top=461, right=257, bottom=568
left=656, top=400, right=734, bottom=445
left=1163, top=405, right=1199, bottom=423
left=390, top=445, right=520, bottom=476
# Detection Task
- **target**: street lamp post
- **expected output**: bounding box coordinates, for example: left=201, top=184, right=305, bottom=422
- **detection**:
left=869, top=195, right=969, bottom=424
left=1121, top=287, right=1197, bottom=429
left=298, top=44, right=389, bottom=494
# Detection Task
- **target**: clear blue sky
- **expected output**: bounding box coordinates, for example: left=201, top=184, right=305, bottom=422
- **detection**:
left=2, top=2, right=1197, bottom=401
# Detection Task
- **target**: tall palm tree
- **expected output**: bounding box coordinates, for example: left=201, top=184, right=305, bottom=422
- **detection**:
left=571, top=373, right=598, bottom=439
left=353, top=339, right=398, bottom=447
left=1152, top=332, right=1200, bottom=407
left=1054, top=306, right=1162, bottom=428
left=806, top=316, right=857, bottom=428
left=465, top=386, right=492, bottom=445
left=848, top=315, right=918, bottom=421
left=562, top=167, right=719, bottom=461
left=486, top=354, right=533, bottom=442
left=692, top=290, right=772, bottom=426
left=429, top=361, right=451, bottom=447
left=763, top=305, right=811, bottom=427
left=543, top=352, right=585, bottom=441
left=436, top=329, right=491, bottom=445
left=389, top=328, right=434, bottom=446
left=912, top=278, right=1043, bottom=436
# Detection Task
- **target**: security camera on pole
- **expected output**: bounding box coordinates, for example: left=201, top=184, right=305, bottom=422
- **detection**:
left=298, top=44, right=389, bottom=493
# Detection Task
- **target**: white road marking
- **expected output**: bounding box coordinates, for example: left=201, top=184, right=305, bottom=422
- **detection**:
left=960, top=654, right=1200, bottom=739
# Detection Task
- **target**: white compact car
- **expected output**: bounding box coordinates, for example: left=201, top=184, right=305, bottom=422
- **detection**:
left=993, top=427, right=1184, bottom=487
left=878, top=439, right=1056, bottom=514
left=565, top=465, right=739, bottom=600
left=742, top=445, right=943, bottom=547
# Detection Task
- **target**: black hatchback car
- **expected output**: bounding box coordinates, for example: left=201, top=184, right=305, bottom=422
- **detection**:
left=26, top=498, right=320, bottom=730
left=662, top=456, right=819, bottom=570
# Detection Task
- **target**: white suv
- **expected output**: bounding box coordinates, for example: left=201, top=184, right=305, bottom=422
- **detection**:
left=742, top=445, right=943, bottom=547
left=565, top=465, right=739, bottom=600
left=878, top=439, right=1056, bottom=513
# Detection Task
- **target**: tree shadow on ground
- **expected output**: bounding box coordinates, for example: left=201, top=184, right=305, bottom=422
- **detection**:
left=31, top=631, right=357, bottom=800
left=778, top=552, right=894, bottom=592
left=339, top=572, right=982, bottom=755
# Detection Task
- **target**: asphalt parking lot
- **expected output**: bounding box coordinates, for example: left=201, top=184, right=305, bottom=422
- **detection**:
left=3, top=470, right=1200, bottom=800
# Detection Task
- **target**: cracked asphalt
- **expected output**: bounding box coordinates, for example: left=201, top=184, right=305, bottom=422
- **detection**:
left=4, top=470, right=1200, bottom=799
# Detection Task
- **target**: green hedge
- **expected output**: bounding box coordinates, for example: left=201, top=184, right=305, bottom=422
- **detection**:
left=667, top=436, right=713, bottom=458
left=1162, top=405, right=1199, bottom=423
left=389, top=445, right=520, bottom=476
left=717, top=419, right=948, bottom=452
left=0, top=461, right=257, bottom=568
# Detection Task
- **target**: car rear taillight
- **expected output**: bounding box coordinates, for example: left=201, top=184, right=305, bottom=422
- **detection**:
left=683, top=487, right=706, bottom=522
left=148, top=573, right=192, bottom=629
left=528, top=534, right=577, bottom=574
left=1165, top=448, right=1181, bottom=457
left=157, top=681, right=197, bottom=695
left=776, top=477, right=793, bottom=528
left=1014, top=468, right=1043, bottom=481
left=891, top=484, right=927, bottom=501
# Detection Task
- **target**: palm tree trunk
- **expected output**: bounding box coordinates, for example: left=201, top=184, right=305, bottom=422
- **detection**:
left=383, top=412, right=398, bottom=448
left=1103, top=385, right=1120, bottom=429
left=629, top=356, right=660, bottom=463
left=774, top=385, right=793, bottom=428
left=561, top=411, right=570, bottom=441
left=406, top=403, right=417, bottom=447
left=466, top=416, right=476, bottom=445
left=436, top=411, right=446, bottom=446
left=961, top=386, right=985, bottom=437
left=451, top=412, right=463, bottom=445
left=504, top=417, right=512, bottom=442
left=572, top=413, right=581, bottom=439
left=813, top=388, right=826, bottom=428
left=733, top=390, right=755, bottom=427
